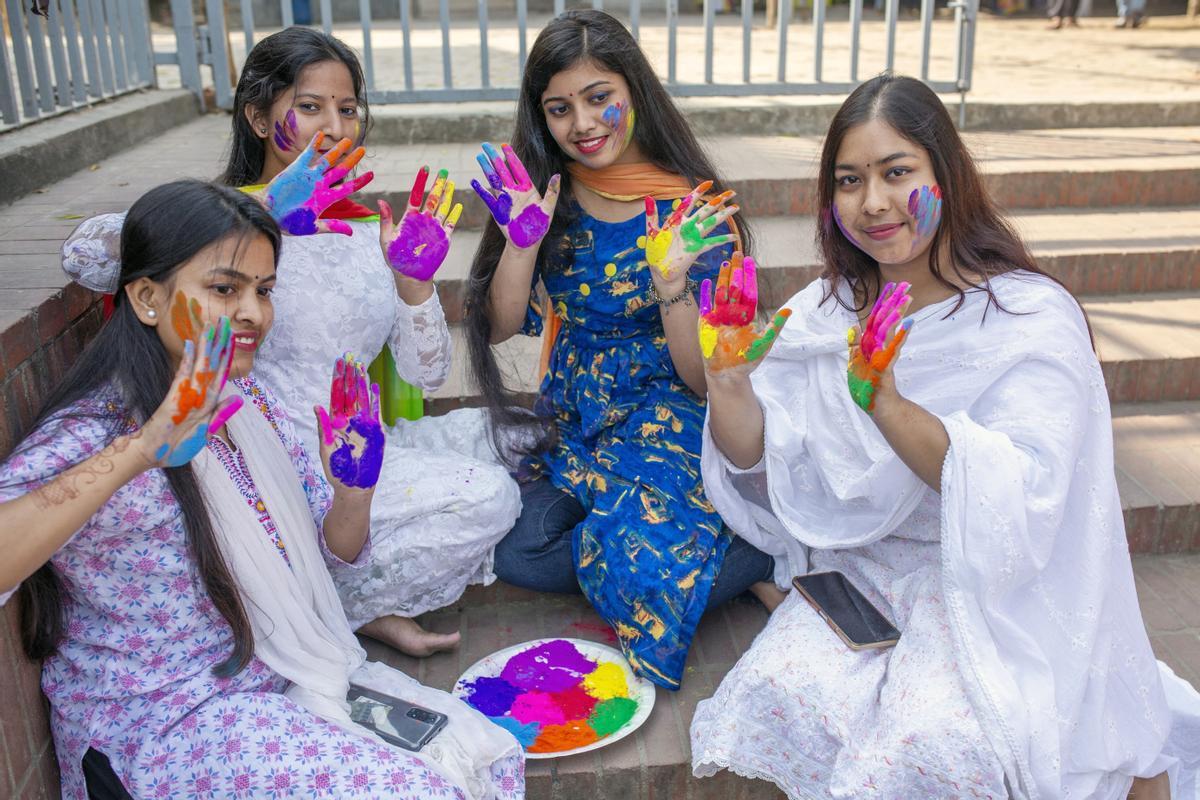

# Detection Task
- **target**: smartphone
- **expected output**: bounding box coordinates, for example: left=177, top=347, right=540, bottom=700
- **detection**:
left=792, top=571, right=901, bottom=651
left=346, top=685, right=449, bottom=751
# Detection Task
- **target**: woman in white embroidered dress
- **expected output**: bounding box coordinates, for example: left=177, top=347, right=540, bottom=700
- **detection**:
left=0, top=180, right=522, bottom=800
left=689, top=75, right=1200, bottom=800
left=62, top=28, right=521, bottom=656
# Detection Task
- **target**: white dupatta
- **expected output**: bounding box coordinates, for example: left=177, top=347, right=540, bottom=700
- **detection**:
left=702, top=272, right=1200, bottom=800
left=191, top=385, right=520, bottom=799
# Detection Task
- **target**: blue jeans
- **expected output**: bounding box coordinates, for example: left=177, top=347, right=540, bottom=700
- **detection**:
left=1116, top=0, right=1144, bottom=16
left=493, top=477, right=775, bottom=609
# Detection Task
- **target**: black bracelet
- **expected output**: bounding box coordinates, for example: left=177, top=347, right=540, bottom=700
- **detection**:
left=648, top=277, right=697, bottom=308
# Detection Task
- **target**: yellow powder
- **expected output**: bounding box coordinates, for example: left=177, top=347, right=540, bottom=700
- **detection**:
left=699, top=322, right=718, bottom=358
left=583, top=662, right=629, bottom=701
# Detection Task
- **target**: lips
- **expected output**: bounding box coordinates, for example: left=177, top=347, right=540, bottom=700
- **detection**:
left=863, top=223, right=904, bottom=241
left=232, top=331, right=259, bottom=352
left=574, top=135, right=609, bottom=155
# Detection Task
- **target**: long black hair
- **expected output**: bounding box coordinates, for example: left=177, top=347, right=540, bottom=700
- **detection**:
left=464, top=9, right=753, bottom=452
left=219, top=26, right=370, bottom=187
left=818, top=73, right=1063, bottom=319
left=15, top=180, right=281, bottom=677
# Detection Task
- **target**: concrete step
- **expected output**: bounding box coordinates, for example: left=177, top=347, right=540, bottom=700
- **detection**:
left=425, top=206, right=1200, bottom=323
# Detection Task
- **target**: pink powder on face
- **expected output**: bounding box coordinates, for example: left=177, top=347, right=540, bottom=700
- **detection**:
left=500, top=639, right=598, bottom=693
left=509, top=691, right=568, bottom=726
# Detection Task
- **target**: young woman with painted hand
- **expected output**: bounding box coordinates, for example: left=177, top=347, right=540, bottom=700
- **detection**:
left=1, top=181, right=523, bottom=800
left=61, top=28, right=521, bottom=658
left=690, top=74, right=1199, bottom=800
left=465, top=10, right=779, bottom=691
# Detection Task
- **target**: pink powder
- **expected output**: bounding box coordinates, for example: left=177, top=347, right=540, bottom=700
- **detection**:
left=509, top=691, right=567, bottom=726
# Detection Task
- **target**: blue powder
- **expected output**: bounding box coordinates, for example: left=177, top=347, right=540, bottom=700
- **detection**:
left=488, top=715, right=540, bottom=748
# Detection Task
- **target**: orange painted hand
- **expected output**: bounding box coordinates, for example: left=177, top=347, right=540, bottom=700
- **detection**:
left=640, top=182, right=739, bottom=290
left=847, top=281, right=913, bottom=413
left=698, top=254, right=791, bottom=374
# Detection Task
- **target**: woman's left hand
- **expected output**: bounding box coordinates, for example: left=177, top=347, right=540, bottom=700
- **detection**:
left=847, top=281, right=913, bottom=414
left=379, top=166, right=463, bottom=283
left=264, top=133, right=374, bottom=236
left=641, top=181, right=739, bottom=296
left=698, top=254, right=791, bottom=376
left=314, top=354, right=385, bottom=493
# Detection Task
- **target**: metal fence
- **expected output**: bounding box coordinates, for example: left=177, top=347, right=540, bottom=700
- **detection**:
left=0, top=0, right=155, bottom=130
left=188, top=0, right=978, bottom=116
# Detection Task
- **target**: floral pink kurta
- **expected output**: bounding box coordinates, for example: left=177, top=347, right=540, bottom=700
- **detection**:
left=0, top=378, right=523, bottom=800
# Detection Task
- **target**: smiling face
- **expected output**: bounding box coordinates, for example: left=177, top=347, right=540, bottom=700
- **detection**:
left=127, top=232, right=277, bottom=380
left=831, top=118, right=943, bottom=271
left=541, top=60, right=641, bottom=168
left=248, top=59, right=363, bottom=184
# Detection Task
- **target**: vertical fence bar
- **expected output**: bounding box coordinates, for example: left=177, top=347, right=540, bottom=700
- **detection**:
left=206, top=0, right=234, bottom=108
left=240, top=0, right=256, bottom=52
left=919, top=0, right=933, bottom=80
left=4, top=0, right=39, bottom=118
left=703, top=0, right=714, bottom=84
left=281, top=0, right=294, bottom=27
left=119, top=0, right=143, bottom=84
left=884, top=0, right=897, bottom=71
left=667, top=0, right=677, bottom=84
left=741, top=0, right=751, bottom=83
left=849, top=0, right=862, bottom=82
left=630, top=0, right=640, bottom=40
left=127, top=0, right=154, bottom=85
left=477, top=0, right=489, bottom=88
left=76, top=0, right=100, bottom=95
left=400, top=0, right=414, bottom=89
left=813, top=0, right=825, bottom=82
left=90, top=0, right=115, bottom=94
left=517, top=0, right=528, bottom=72
left=170, top=0, right=203, bottom=104
left=320, top=0, right=332, bottom=35
left=359, top=0, right=374, bottom=89
left=439, top=0, right=452, bottom=88
left=0, top=18, right=19, bottom=123
left=955, top=0, right=977, bottom=126
left=61, top=0, right=88, bottom=102
left=776, top=0, right=789, bottom=82
left=554, top=0, right=564, bottom=14
left=47, top=1, right=72, bottom=107
left=104, top=0, right=129, bottom=90
left=27, top=10, right=57, bottom=111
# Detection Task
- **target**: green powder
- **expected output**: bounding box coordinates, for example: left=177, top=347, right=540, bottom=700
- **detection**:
left=587, top=697, right=638, bottom=737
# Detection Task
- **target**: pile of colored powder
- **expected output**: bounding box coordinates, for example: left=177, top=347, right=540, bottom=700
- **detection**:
left=458, top=639, right=642, bottom=755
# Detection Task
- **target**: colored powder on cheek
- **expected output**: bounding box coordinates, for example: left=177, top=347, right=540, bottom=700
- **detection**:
left=501, top=639, right=597, bottom=693
left=831, top=205, right=865, bottom=251
left=528, top=720, right=599, bottom=753
left=582, top=661, right=628, bottom=701
left=907, top=185, right=943, bottom=240
left=552, top=684, right=599, bottom=720
left=509, top=691, right=568, bottom=726
left=587, top=697, right=638, bottom=737
left=463, top=676, right=522, bottom=717
left=487, top=715, right=540, bottom=748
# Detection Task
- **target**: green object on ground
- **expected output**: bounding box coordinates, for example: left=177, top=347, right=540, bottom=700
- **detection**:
left=587, top=697, right=638, bottom=737
left=367, top=348, right=424, bottom=425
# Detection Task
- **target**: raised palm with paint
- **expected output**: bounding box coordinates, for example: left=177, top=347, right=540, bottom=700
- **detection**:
left=471, top=142, right=561, bottom=250
left=697, top=254, right=791, bottom=373
left=847, top=281, right=913, bottom=413
left=264, top=132, right=374, bottom=236
left=315, top=354, right=384, bottom=490
left=379, top=166, right=464, bottom=282
left=639, top=181, right=739, bottom=282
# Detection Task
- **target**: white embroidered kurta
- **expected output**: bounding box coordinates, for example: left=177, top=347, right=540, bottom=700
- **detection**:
left=692, top=272, right=1200, bottom=800
left=63, top=214, right=522, bottom=626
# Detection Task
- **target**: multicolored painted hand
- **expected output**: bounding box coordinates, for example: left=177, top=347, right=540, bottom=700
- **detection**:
left=379, top=166, right=464, bottom=282
left=264, top=132, right=374, bottom=236
left=639, top=182, right=739, bottom=284
left=315, top=354, right=385, bottom=490
left=471, top=142, right=561, bottom=250
left=697, top=254, right=791, bottom=373
left=142, top=299, right=243, bottom=468
left=847, top=281, right=913, bottom=413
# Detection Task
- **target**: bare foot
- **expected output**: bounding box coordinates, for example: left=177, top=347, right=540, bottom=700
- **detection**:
left=1128, top=773, right=1170, bottom=800
left=750, top=581, right=788, bottom=613
left=358, top=615, right=461, bottom=657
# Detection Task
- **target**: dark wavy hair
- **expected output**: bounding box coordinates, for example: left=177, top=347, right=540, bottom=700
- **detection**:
left=219, top=27, right=369, bottom=187
left=464, top=9, right=753, bottom=453
left=14, top=180, right=280, bottom=677
left=818, top=73, right=1069, bottom=322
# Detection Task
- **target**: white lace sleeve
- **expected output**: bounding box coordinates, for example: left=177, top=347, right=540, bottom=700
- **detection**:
left=387, top=290, right=453, bottom=391
left=62, top=211, right=127, bottom=293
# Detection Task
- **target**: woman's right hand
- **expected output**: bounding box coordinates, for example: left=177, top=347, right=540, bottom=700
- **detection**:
left=847, top=281, right=913, bottom=414
left=136, top=315, right=243, bottom=468
left=698, top=254, right=791, bottom=378
left=470, top=142, right=561, bottom=251
left=263, top=132, right=374, bottom=236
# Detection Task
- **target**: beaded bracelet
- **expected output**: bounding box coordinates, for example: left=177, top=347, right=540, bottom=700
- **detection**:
left=648, top=277, right=697, bottom=308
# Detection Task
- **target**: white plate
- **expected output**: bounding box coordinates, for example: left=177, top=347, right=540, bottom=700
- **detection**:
left=453, top=637, right=656, bottom=760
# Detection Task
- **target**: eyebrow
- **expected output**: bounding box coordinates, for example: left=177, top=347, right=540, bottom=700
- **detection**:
left=295, top=92, right=357, bottom=103
left=542, top=80, right=612, bottom=104
left=834, top=152, right=916, bottom=171
left=208, top=267, right=277, bottom=283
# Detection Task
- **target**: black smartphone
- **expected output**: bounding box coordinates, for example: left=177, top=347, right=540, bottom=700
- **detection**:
left=346, top=685, right=449, bottom=752
left=792, top=571, right=901, bottom=650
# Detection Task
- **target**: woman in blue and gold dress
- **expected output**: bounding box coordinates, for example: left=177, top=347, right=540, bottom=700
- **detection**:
left=464, top=10, right=783, bottom=690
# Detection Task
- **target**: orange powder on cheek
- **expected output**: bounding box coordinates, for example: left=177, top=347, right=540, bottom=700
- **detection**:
left=528, top=720, right=599, bottom=753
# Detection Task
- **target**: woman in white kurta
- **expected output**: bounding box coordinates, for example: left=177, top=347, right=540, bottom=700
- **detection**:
left=689, top=74, right=1200, bottom=800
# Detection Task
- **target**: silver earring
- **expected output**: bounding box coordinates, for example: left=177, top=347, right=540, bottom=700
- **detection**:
left=147, top=309, right=157, bottom=319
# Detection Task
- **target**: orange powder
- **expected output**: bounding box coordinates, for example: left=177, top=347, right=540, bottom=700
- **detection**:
left=528, top=720, right=599, bottom=753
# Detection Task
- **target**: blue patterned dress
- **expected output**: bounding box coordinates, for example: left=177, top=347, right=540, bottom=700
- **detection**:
left=522, top=199, right=735, bottom=689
